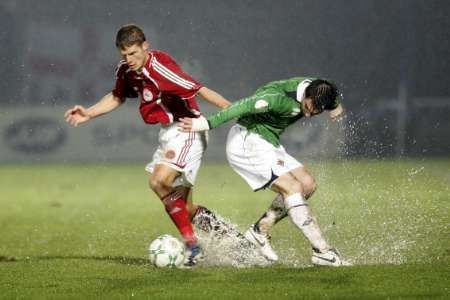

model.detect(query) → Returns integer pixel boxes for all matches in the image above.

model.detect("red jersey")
[112,50,203,124]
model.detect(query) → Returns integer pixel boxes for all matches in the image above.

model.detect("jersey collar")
[296,79,312,102]
[143,51,153,70]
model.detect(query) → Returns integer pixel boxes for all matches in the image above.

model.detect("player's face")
[302,98,323,118]
[119,42,149,71]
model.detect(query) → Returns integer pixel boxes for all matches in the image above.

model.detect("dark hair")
[304,79,339,111]
[115,24,146,50]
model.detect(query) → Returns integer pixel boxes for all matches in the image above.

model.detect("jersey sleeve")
[208,93,290,129]
[112,62,138,99]
[152,52,203,99]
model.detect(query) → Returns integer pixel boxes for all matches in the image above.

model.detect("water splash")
[196,230,271,268]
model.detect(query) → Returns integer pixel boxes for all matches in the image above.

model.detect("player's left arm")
[197,87,231,109]
[179,94,282,132]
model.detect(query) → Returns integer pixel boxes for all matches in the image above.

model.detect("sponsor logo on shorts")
[165,150,176,160]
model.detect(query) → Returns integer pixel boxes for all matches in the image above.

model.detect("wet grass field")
[0,160,449,299]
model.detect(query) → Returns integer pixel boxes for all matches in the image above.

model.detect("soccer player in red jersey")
[65,24,235,266]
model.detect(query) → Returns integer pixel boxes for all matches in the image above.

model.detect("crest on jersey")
[254,99,269,111]
[291,108,301,116]
[143,88,154,102]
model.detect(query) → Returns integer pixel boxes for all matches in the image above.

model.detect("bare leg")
[253,166,317,236]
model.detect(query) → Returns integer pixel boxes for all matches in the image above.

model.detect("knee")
[273,175,304,198]
[302,176,317,198]
[149,174,171,191]
[287,181,304,195]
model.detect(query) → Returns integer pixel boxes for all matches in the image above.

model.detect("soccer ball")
[148,234,186,268]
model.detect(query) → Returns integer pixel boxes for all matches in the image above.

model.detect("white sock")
[284,193,330,252]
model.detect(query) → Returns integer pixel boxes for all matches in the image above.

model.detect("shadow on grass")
[0,255,149,266]
[0,256,17,262]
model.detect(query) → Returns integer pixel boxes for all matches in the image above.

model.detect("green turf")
[0,160,449,299]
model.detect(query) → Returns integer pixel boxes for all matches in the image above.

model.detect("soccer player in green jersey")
[179,77,350,266]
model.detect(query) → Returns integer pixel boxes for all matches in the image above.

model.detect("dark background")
[1,0,449,158]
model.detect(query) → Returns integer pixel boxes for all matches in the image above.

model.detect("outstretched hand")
[64,105,91,127]
[178,116,210,132]
[178,117,194,132]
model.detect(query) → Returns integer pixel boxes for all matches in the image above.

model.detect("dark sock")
[161,191,197,247]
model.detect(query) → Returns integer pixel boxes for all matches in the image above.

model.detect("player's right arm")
[64,92,124,127]
[179,93,284,132]
[197,87,231,109]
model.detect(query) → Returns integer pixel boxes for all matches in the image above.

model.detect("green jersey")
[208,77,339,147]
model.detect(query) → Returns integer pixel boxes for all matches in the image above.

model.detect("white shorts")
[145,123,207,187]
[226,124,302,191]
